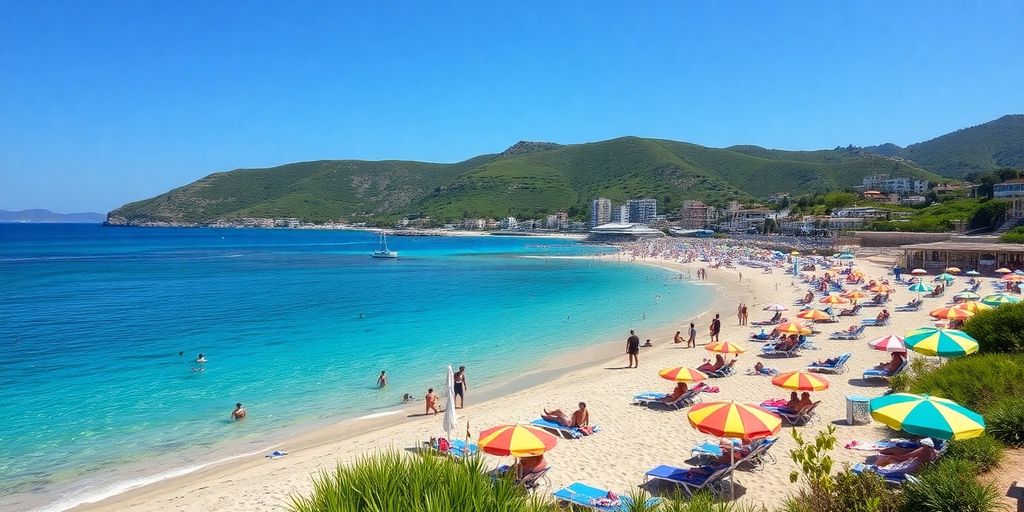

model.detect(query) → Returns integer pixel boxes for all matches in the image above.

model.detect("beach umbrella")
[868,284,896,293]
[981,293,1021,306]
[705,341,746,354]
[908,282,934,294]
[1002,274,1024,282]
[843,290,868,300]
[869,393,985,440]
[774,321,813,335]
[687,401,782,498]
[944,267,961,274]
[995,268,1012,274]
[953,291,980,301]
[790,251,800,256]
[911,268,928,275]
[1016,270,1024,275]
[869,334,907,353]
[904,327,979,357]
[772,370,830,391]
[443,366,459,440]
[954,301,991,314]
[929,307,975,321]
[966,270,980,276]
[762,304,788,312]
[796,309,831,321]
[658,367,708,382]
[838,252,855,260]
[936,273,955,283]
[819,293,849,305]
[477,424,557,457]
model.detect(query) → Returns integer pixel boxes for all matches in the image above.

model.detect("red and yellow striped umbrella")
[929,307,975,320]
[843,290,868,300]
[477,424,557,457]
[868,284,896,293]
[705,341,746,354]
[819,293,849,305]
[774,321,813,335]
[658,367,708,382]
[687,401,782,440]
[772,370,830,391]
[796,309,831,321]
[955,301,992,314]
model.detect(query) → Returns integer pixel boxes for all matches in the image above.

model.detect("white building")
[590,198,612,227]
[862,175,928,195]
[463,218,486,230]
[500,217,518,229]
[611,205,629,223]
[832,207,891,219]
[626,198,658,224]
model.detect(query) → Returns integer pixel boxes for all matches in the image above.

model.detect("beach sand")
[73,254,967,511]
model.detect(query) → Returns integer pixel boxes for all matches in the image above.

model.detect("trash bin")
[846,395,871,425]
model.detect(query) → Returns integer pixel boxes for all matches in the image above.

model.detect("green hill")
[108,137,942,225]
[865,115,1024,178]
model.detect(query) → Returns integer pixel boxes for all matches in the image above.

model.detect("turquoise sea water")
[0,225,708,510]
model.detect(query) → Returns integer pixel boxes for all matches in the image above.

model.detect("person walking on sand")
[425,388,438,415]
[231,402,246,420]
[741,303,748,326]
[710,314,721,342]
[453,366,467,408]
[737,303,743,325]
[687,322,697,348]
[626,330,640,368]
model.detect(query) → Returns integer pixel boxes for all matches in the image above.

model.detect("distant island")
[1,209,106,224]
[106,114,1024,228]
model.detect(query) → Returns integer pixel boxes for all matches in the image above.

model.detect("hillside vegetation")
[109,137,939,225]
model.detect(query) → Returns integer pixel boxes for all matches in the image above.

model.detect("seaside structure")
[611,205,629,223]
[994,178,1024,220]
[678,200,718,229]
[626,198,658,224]
[860,174,929,195]
[725,208,772,232]
[590,198,612,227]
[900,240,1024,273]
[463,218,486,230]
[585,222,664,242]
[500,217,518,229]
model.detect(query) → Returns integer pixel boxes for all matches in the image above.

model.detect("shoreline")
[57,255,729,512]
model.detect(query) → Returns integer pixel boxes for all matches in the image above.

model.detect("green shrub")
[656,491,765,512]
[779,470,903,512]
[1001,226,1024,243]
[901,459,1002,512]
[962,303,1024,353]
[908,353,1024,412]
[987,397,1024,447]
[945,435,1005,471]
[288,451,551,512]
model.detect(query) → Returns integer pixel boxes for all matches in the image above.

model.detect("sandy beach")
[73,249,969,512]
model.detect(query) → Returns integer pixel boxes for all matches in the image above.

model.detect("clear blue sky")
[2,1,1022,213]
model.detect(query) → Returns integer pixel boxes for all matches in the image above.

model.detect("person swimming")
[195,353,207,363]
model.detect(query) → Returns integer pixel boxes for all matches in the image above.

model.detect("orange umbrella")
[1002,274,1024,282]
[995,268,1012,274]
[819,294,849,305]
[945,267,962,274]
[658,367,708,382]
[844,290,868,300]
[772,371,830,391]
[477,424,557,457]
[929,307,975,320]
[775,321,813,335]
[796,309,831,321]
[868,284,896,293]
[955,302,992,314]
[705,341,746,354]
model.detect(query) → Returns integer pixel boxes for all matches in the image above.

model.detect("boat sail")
[371,232,398,259]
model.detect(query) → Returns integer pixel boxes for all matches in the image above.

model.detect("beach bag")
[437,437,451,452]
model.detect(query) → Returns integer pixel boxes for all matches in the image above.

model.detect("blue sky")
[1,1,1022,213]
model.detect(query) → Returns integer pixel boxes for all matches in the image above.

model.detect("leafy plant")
[901,459,1002,512]
[908,353,1024,412]
[944,435,1005,471]
[987,397,1024,447]
[788,425,836,491]
[962,303,1024,353]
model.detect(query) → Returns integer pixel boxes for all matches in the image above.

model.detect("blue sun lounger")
[643,464,731,496]
[862,359,908,380]
[807,353,851,374]
[632,388,701,409]
[552,482,661,511]
[530,418,600,439]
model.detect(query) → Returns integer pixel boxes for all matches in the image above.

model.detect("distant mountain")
[108,137,939,225]
[864,115,1024,178]
[0,209,105,223]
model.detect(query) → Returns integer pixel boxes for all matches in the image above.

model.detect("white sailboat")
[371,232,398,259]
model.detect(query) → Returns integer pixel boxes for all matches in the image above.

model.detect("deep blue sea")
[0,224,708,510]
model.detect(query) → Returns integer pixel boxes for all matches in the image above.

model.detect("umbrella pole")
[730,443,736,499]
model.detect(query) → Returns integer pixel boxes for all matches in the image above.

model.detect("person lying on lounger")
[773,335,799,351]
[814,356,840,366]
[873,352,905,373]
[542,402,590,428]
[659,382,689,403]
[511,454,547,480]
[871,441,939,475]
[697,354,726,373]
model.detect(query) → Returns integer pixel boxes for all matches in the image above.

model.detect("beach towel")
[761,398,788,408]
[266,450,288,459]
[702,386,720,393]
[589,491,621,507]
[845,439,919,451]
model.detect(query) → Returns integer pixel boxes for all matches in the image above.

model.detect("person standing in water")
[231,403,246,420]
[453,366,467,408]
[377,370,388,388]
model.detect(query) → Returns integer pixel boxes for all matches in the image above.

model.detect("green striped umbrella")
[981,293,1021,307]
[936,273,955,283]
[869,393,985,440]
[908,282,934,294]
[904,327,979,357]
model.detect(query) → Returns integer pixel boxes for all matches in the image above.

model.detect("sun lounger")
[763,402,820,426]
[632,388,702,409]
[894,300,922,312]
[829,325,865,340]
[691,437,777,470]
[838,304,862,316]
[421,438,479,459]
[807,353,851,374]
[705,363,736,378]
[751,316,786,326]
[530,418,589,439]
[493,465,551,491]
[862,359,908,380]
[852,461,930,485]
[644,464,731,496]
[761,339,809,357]
[861,317,889,327]
[845,437,948,453]
[552,482,661,511]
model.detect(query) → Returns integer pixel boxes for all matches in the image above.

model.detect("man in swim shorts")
[231,402,246,420]
[626,330,640,368]
[453,366,467,408]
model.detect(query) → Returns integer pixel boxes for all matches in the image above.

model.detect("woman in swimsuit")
[542,402,589,427]
[425,388,438,415]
